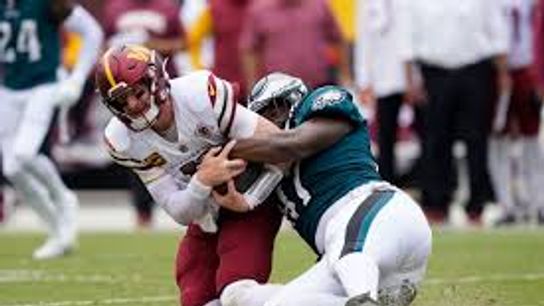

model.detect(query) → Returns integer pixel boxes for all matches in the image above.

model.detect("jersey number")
[0,20,42,63]
[277,163,311,223]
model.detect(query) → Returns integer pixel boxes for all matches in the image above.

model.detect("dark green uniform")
[0,0,61,89]
[277,86,381,252]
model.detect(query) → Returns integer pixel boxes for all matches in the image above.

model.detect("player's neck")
[151,99,177,142]
[160,121,178,142]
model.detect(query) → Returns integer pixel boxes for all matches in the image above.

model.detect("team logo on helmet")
[95,45,170,132]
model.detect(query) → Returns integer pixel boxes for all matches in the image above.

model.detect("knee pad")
[220,279,259,306]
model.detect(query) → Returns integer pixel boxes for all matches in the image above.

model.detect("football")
[214,162,264,195]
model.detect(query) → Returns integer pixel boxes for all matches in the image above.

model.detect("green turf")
[1,229,543,306]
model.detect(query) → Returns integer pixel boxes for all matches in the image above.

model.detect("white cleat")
[345,293,379,306]
[448,204,469,229]
[481,202,505,228]
[32,237,73,260]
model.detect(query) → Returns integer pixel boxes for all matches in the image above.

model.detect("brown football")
[214,162,263,195]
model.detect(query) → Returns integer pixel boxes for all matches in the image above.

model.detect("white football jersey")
[103,70,259,229]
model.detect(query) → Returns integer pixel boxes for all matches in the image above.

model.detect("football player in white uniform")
[95,45,284,306]
[0,0,104,259]
[213,73,432,306]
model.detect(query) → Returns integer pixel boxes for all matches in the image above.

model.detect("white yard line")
[0,270,118,284]
[3,271,544,306]
[3,296,176,306]
[426,272,544,285]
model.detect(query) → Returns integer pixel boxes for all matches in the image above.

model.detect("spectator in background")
[488,0,544,225]
[187,0,251,100]
[101,0,186,228]
[354,0,425,185]
[407,0,509,224]
[240,0,351,89]
[103,0,185,76]
[328,0,356,79]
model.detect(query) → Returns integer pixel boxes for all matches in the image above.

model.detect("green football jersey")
[277,86,381,253]
[0,0,61,89]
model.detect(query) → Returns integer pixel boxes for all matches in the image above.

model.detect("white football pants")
[0,84,71,233]
[222,183,432,306]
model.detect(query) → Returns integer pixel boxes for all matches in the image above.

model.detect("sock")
[221,279,282,306]
[488,137,515,213]
[334,252,379,300]
[203,299,221,306]
[25,154,71,204]
[8,170,57,234]
[520,137,544,216]
[265,293,348,306]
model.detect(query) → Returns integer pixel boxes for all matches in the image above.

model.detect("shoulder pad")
[104,118,132,154]
[170,70,211,113]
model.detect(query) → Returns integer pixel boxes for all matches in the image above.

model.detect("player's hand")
[196,140,247,187]
[212,180,250,212]
[55,75,85,107]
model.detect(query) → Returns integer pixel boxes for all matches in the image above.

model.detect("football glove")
[55,75,85,107]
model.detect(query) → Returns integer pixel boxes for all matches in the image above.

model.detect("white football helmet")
[248,72,308,114]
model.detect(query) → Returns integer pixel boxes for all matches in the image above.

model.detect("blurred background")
[1,0,544,232]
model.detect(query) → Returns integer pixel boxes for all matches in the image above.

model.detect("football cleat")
[32,237,73,260]
[378,281,418,306]
[345,292,379,306]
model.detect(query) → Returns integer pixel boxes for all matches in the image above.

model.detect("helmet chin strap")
[127,102,160,132]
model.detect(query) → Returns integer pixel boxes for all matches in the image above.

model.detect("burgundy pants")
[175,203,282,306]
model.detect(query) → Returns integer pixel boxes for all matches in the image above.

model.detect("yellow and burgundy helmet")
[95,44,170,131]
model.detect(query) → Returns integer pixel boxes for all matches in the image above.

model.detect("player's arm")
[112,146,244,225]
[60,3,104,83]
[51,0,104,107]
[204,73,285,210]
[230,117,353,164]
[105,126,245,225]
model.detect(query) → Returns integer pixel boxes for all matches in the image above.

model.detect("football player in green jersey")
[213,73,433,306]
[0,0,103,259]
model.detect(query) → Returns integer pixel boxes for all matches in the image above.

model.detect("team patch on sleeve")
[311,89,346,111]
[300,86,364,126]
[208,74,237,136]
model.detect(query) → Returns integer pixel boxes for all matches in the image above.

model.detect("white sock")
[488,137,515,213]
[520,137,544,215]
[221,279,282,306]
[265,293,348,306]
[8,170,58,234]
[334,252,379,300]
[203,299,221,306]
[25,154,71,204]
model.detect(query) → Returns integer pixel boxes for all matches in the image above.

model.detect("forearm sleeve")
[145,174,212,226]
[63,5,104,81]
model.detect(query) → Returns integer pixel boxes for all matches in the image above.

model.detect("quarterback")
[214,73,433,306]
[0,0,103,259]
[95,45,284,306]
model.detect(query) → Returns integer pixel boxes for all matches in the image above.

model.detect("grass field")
[1,229,544,306]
